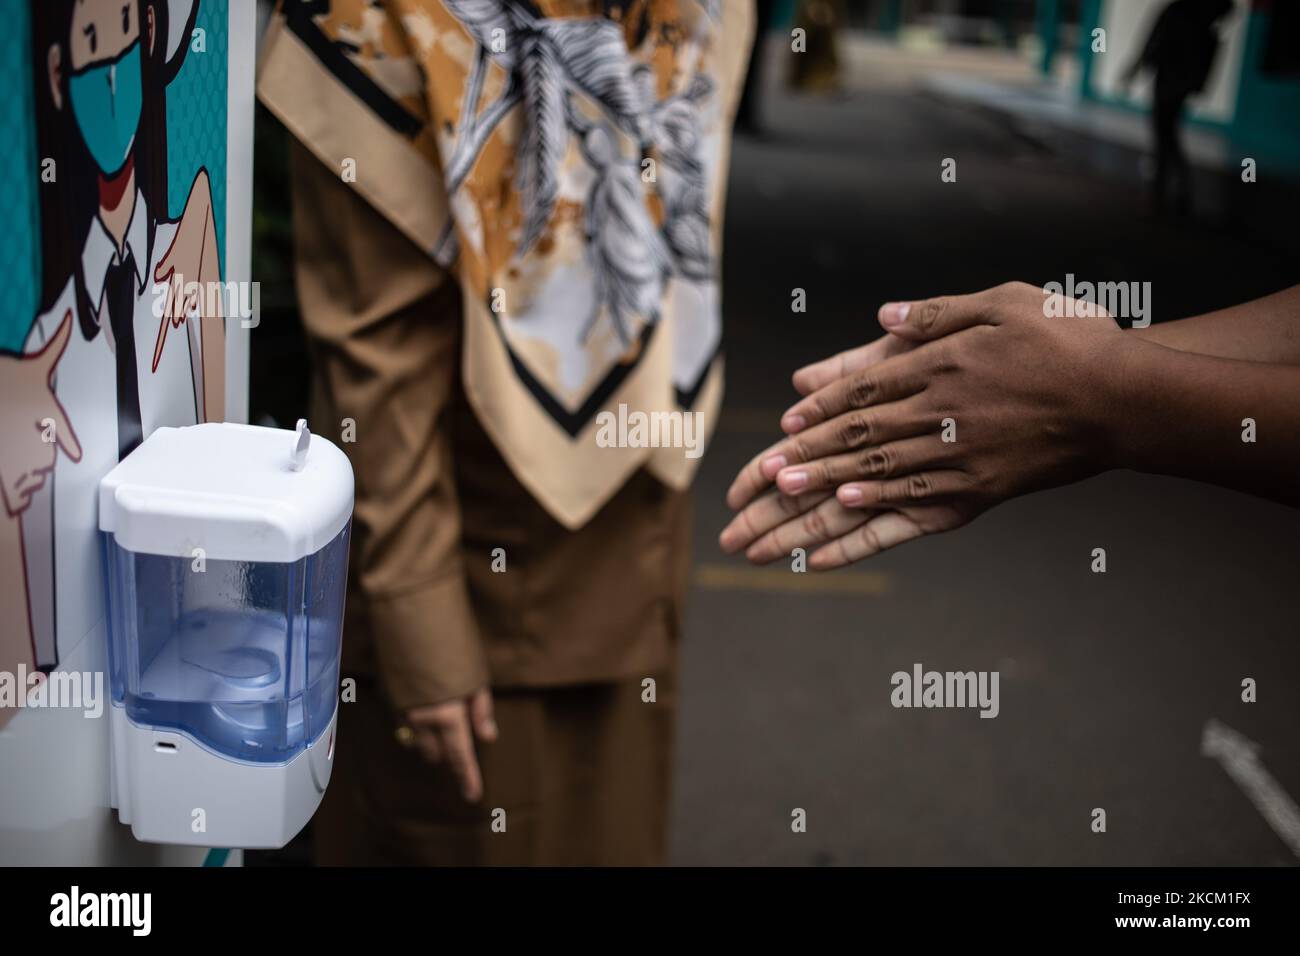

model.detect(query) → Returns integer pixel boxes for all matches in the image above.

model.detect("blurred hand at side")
[403,686,498,802]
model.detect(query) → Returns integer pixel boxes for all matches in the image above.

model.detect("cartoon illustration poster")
[1,0,251,737]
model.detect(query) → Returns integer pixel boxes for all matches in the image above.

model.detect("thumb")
[48,393,82,464]
[154,232,179,283]
[469,686,498,742]
[31,312,82,462]
[877,293,992,342]
[34,309,74,373]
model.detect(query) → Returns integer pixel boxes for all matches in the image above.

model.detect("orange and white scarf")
[259,0,753,527]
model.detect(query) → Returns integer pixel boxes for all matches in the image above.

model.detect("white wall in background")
[1092,0,1247,124]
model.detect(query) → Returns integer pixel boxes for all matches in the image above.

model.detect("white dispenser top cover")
[99,422,354,563]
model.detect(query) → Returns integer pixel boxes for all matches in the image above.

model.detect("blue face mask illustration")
[68,40,144,177]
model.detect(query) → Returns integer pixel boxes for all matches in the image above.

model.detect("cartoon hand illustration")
[152,168,223,375]
[0,311,83,517]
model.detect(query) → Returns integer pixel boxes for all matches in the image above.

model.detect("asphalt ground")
[669,45,1300,865]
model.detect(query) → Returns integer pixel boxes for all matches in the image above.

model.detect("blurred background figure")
[256,0,754,867]
[789,0,845,92]
[1123,0,1236,216]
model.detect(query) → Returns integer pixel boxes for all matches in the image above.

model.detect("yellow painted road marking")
[693,563,892,595]
[717,408,788,434]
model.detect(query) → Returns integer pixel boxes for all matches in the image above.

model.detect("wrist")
[1089,332,1149,472]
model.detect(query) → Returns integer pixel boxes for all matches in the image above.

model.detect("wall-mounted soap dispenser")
[98,421,354,848]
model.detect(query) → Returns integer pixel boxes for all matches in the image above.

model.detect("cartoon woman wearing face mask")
[0,0,224,717]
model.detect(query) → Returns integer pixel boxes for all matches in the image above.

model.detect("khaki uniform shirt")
[259,0,750,710]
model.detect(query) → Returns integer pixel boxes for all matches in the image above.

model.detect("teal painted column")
[878,0,903,35]
[1076,0,1104,101]
[1035,0,1061,76]
[774,0,797,30]
[1227,6,1300,175]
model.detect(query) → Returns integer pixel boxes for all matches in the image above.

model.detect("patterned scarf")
[260,0,753,527]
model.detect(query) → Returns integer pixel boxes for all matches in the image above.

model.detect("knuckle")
[838,411,872,447]
[736,507,760,541]
[808,393,832,424]
[431,711,462,732]
[803,507,831,540]
[966,467,993,496]
[858,444,893,478]
[786,436,812,464]
[915,297,946,335]
[986,282,1016,308]
[877,478,911,503]
[776,494,802,519]
[846,373,876,408]
[906,473,933,500]
[929,338,959,374]
[858,523,884,555]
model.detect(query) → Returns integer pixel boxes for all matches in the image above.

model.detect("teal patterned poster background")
[166,0,229,275]
[0,0,39,353]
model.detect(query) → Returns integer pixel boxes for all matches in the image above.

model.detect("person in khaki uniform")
[257,0,752,864]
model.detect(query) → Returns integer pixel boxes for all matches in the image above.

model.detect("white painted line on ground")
[1201,719,1300,859]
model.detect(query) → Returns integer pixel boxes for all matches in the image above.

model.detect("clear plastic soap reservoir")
[99,421,354,848]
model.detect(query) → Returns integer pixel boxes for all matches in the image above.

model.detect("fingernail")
[781,413,806,433]
[880,302,911,327]
[780,469,808,492]
[760,454,787,479]
[484,720,498,738]
[840,486,863,504]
